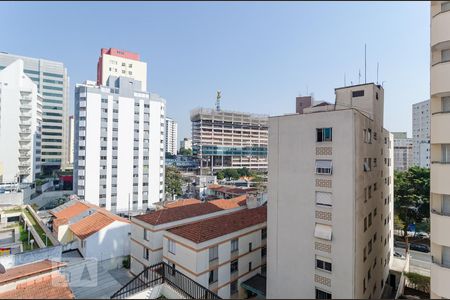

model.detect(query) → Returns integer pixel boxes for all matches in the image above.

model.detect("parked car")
[415,232,430,239]
[409,243,430,253]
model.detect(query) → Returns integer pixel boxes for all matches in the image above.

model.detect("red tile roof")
[51,201,90,219]
[0,260,66,285]
[69,211,119,240]
[167,206,267,243]
[164,198,202,208]
[0,274,74,299]
[134,202,225,226]
[208,185,257,195]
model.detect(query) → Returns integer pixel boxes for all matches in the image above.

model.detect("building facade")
[412,99,430,168]
[430,2,450,299]
[97,48,147,92]
[0,52,69,173]
[393,132,413,171]
[191,108,268,173]
[0,60,42,183]
[267,83,394,299]
[68,115,74,167]
[73,77,165,213]
[165,117,178,155]
[180,137,192,151]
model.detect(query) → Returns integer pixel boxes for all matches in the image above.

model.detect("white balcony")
[431,209,450,246]
[431,61,450,97]
[431,163,450,195]
[431,260,450,299]
[431,11,450,48]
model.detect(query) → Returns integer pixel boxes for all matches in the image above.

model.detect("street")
[394,247,431,277]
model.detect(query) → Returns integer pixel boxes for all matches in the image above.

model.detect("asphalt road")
[394,247,431,276]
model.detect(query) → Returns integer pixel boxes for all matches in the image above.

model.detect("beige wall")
[101,53,147,91]
[430,2,450,299]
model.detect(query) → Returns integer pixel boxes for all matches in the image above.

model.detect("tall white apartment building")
[97,48,147,92]
[191,108,268,173]
[267,83,394,299]
[0,52,69,173]
[430,2,450,299]
[412,99,430,168]
[74,76,165,213]
[0,60,42,183]
[165,117,178,155]
[68,115,74,166]
[393,132,413,171]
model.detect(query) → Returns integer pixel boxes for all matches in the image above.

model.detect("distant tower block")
[296,96,312,114]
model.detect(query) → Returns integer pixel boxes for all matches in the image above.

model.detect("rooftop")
[0,259,66,285]
[0,273,74,299]
[167,206,266,243]
[208,184,257,195]
[50,200,90,220]
[70,211,116,240]
[164,198,202,208]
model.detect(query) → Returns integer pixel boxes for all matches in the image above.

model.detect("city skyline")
[0,1,429,141]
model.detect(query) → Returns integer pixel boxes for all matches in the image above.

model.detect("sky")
[0,1,429,143]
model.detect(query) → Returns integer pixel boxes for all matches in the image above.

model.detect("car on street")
[410,243,430,253]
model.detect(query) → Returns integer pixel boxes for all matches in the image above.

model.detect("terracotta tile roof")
[0,273,74,299]
[164,198,202,208]
[69,211,116,240]
[51,201,90,219]
[167,206,267,243]
[134,202,225,226]
[0,260,66,285]
[209,195,247,209]
[208,185,256,195]
[84,203,131,224]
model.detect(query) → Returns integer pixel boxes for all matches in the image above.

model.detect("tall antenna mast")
[358,69,361,84]
[216,91,222,111]
[376,62,379,84]
[364,43,367,84]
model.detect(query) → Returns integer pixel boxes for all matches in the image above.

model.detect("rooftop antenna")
[358,69,361,84]
[364,43,367,84]
[215,90,222,111]
[376,62,379,84]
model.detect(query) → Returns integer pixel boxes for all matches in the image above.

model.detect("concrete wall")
[0,245,62,268]
[25,190,73,209]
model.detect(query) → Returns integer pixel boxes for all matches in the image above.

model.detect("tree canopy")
[178,148,192,156]
[165,166,183,200]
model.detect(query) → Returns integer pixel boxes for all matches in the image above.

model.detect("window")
[315,288,332,299]
[261,246,267,258]
[168,240,176,254]
[143,248,149,260]
[442,97,450,112]
[230,260,238,273]
[316,192,332,207]
[364,247,367,262]
[373,232,377,242]
[442,1,450,13]
[374,207,377,217]
[316,128,332,142]
[248,262,252,272]
[208,269,218,284]
[364,217,367,232]
[316,256,332,272]
[314,223,332,241]
[368,213,372,227]
[368,240,373,254]
[231,238,239,252]
[442,144,450,162]
[352,90,364,97]
[316,160,332,175]
[261,228,267,240]
[230,280,238,294]
[209,246,218,261]
[368,186,372,199]
[249,242,253,252]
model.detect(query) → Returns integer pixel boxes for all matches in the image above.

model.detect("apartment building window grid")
[209,246,219,262]
[231,238,239,253]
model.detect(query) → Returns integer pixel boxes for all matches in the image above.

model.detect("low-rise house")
[0,259,74,299]
[50,199,131,263]
[163,206,267,299]
[207,184,257,199]
[129,195,248,276]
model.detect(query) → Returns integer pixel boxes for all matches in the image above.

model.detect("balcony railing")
[110,262,220,299]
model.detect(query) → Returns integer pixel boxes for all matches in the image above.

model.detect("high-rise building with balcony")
[412,99,430,168]
[165,117,178,155]
[0,52,69,174]
[0,60,42,183]
[267,83,394,298]
[430,2,450,299]
[190,108,268,173]
[74,76,165,213]
[97,48,147,92]
[393,132,413,171]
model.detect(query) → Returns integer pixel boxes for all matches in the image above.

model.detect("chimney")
[296,96,313,114]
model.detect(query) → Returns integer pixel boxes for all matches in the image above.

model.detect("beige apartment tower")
[430,2,450,299]
[267,83,394,299]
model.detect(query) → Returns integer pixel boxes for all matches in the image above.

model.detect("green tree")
[216,170,225,180]
[165,166,183,200]
[224,169,240,180]
[179,148,192,156]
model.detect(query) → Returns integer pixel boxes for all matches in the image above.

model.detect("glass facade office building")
[0,52,69,173]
